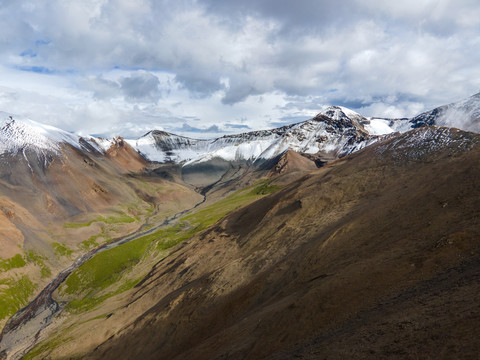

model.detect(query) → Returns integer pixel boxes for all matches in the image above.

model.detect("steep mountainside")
[14,126,479,359]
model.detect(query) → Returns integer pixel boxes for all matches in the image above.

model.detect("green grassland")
[57,179,281,313]
[78,227,111,251]
[23,179,281,359]
[0,251,53,324]
[26,250,52,279]
[0,276,36,320]
[0,254,26,271]
[22,335,73,360]
[52,242,73,257]
[182,179,281,229]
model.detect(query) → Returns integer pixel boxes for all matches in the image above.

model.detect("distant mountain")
[124,106,414,166]
[127,93,480,166]
[410,92,480,132]
[321,105,411,135]
[3,92,480,169]
[127,109,379,166]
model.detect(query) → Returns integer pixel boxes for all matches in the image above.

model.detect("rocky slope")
[12,126,479,359]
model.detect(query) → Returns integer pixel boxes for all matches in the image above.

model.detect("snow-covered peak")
[127,128,291,164]
[126,130,213,163]
[0,117,77,155]
[362,117,412,135]
[128,110,377,166]
[321,106,365,123]
[0,116,103,156]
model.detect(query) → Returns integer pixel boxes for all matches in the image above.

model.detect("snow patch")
[364,119,395,135]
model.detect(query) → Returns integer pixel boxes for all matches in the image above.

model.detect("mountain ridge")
[2,92,480,167]
[410,92,480,132]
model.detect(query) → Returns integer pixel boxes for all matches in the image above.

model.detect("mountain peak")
[320,105,364,121]
[0,116,71,155]
[0,116,103,157]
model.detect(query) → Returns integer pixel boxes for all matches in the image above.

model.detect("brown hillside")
[104,137,147,173]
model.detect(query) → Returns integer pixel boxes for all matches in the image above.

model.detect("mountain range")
[2,92,480,168]
[0,93,479,359]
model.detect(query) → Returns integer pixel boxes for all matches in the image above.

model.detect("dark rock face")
[410,106,446,128]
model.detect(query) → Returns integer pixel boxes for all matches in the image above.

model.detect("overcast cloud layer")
[0,0,479,138]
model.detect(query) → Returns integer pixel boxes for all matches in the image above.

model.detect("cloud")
[120,71,161,102]
[225,124,251,129]
[85,71,161,102]
[180,123,220,133]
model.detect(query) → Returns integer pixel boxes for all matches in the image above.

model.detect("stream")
[0,193,207,360]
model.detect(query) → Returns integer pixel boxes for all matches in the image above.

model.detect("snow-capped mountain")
[3,92,480,167]
[126,128,286,164]
[127,106,407,166]
[127,93,480,166]
[0,116,103,157]
[410,92,480,132]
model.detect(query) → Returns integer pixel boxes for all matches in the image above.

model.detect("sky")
[0,0,479,139]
